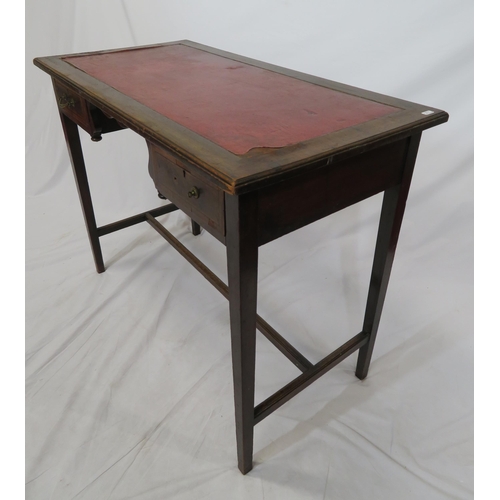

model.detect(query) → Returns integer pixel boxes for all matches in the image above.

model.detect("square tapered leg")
[59,112,105,274]
[225,192,259,474]
[356,133,422,379]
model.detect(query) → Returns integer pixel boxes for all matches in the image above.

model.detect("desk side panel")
[256,139,408,246]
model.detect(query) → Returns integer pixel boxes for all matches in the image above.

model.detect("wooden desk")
[34,41,448,474]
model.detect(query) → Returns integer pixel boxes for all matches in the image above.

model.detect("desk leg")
[226,192,259,474]
[59,112,105,274]
[356,133,421,380]
[191,220,201,236]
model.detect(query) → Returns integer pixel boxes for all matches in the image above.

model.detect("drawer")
[147,142,225,239]
[53,80,93,133]
[52,78,125,140]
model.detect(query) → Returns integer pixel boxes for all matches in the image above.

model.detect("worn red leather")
[65,45,399,155]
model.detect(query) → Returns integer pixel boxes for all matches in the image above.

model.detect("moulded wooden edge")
[33,41,449,195]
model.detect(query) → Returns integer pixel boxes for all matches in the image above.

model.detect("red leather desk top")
[65,44,399,155]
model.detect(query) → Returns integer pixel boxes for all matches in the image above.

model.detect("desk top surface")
[63,44,399,156]
[34,41,448,193]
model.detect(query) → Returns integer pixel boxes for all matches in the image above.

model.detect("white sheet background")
[26,1,473,499]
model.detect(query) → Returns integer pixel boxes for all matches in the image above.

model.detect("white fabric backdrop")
[26,1,473,499]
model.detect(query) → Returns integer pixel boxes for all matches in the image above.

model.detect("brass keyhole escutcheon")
[58,93,76,109]
[188,187,200,199]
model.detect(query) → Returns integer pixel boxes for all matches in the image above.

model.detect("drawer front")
[53,80,93,133]
[148,143,225,239]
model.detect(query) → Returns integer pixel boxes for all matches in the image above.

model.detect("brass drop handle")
[188,187,200,199]
[58,93,76,109]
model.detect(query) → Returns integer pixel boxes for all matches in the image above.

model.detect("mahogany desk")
[34,41,448,474]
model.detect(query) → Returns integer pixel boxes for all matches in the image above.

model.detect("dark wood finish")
[147,141,225,242]
[53,79,93,133]
[34,42,448,475]
[254,332,369,424]
[97,203,179,237]
[53,78,124,142]
[356,133,422,379]
[59,112,105,273]
[146,213,228,296]
[87,104,126,141]
[191,220,201,236]
[254,316,313,372]
[225,192,259,474]
[257,139,407,245]
[146,213,313,373]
